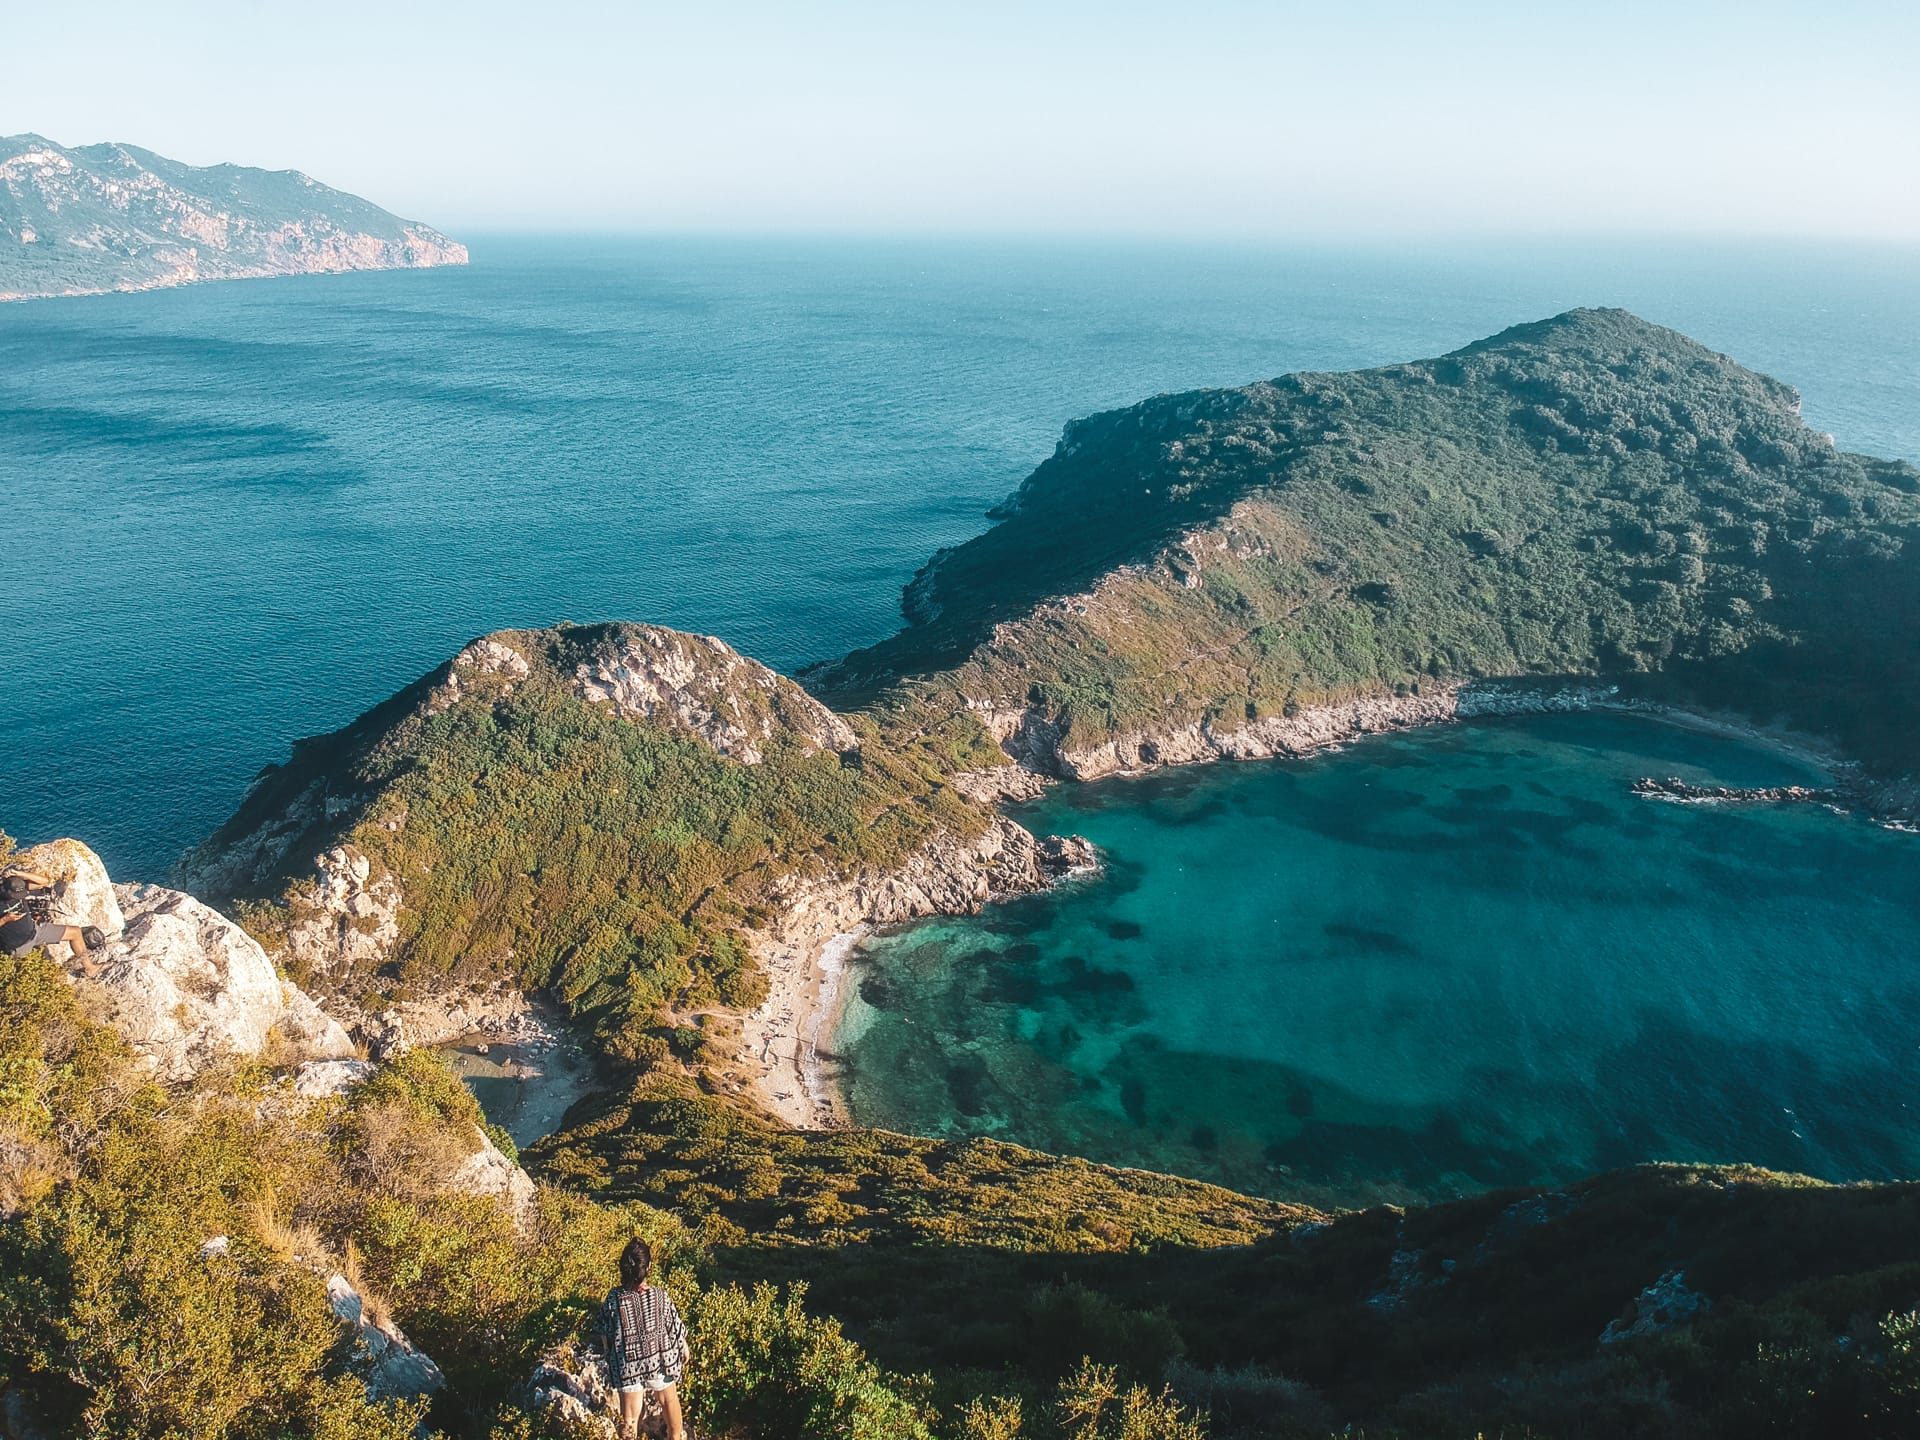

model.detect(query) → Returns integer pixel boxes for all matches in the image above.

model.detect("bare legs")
[616,1387,683,1440]
[617,1387,643,1438]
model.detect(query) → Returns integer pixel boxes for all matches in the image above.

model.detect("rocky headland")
[11,308,1920,1438]
[170,312,1920,1147]
[0,133,466,301]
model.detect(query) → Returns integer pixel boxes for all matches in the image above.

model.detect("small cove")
[438,1027,601,1150]
[834,714,1920,1209]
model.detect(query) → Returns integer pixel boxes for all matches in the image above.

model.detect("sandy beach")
[738,925,864,1129]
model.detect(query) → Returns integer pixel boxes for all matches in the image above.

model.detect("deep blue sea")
[5,236,1919,1195]
[5,236,1918,878]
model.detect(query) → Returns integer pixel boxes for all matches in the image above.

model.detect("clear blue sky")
[6,0,1916,237]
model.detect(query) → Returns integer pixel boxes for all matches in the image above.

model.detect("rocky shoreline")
[972,678,1916,824]
[731,682,1920,1133]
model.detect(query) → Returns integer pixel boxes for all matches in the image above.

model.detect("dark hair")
[619,1237,653,1289]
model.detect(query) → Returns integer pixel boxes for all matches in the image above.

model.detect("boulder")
[326,1274,445,1400]
[14,837,123,938]
[1600,1268,1711,1344]
[454,1127,537,1218]
[87,880,354,1081]
[289,1058,379,1099]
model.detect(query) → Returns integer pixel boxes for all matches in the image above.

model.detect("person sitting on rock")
[594,1237,691,1440]
[0,867,103,975]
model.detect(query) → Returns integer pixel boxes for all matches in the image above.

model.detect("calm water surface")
[4,236,1918,875]
[838,715,1920,1207]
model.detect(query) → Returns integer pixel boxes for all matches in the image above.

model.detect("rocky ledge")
[978,681,1627,780]
[1630,777,1843,807]
[11,839,353,1081]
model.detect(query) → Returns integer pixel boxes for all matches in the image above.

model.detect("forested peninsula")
[6,310,1920,1439]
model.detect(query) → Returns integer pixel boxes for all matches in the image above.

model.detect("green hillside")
[822,310,1920,779]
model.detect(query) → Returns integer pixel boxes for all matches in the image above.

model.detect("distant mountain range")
[0,133,467,301]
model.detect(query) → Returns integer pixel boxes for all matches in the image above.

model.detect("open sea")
[4,235,1918,1190]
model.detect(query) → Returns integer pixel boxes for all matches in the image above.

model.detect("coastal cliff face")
[9,839,353,1081]
[821,309,1920,810]
[0,133,466,301]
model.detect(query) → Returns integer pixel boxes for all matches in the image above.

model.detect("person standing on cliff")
[594,1237,692,1440]
[0,867,102,975]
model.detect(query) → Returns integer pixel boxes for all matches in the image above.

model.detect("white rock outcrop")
[326,1273,446,1399]
[279,845,403,979]
[573,626,858,763]
[454,1127,537,1218]
[86,877,354,1081]
[982,682,1632,780]
[288,1058,379,1099]
[14,837,124,939]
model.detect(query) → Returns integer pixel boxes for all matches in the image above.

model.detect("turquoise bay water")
[4,237,1919,877]
[837,716,1920,1207]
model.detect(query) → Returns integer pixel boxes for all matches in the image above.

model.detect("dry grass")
[343,1096,473,1202]
[340,1238,395,1333]
[246,1186,327,1268]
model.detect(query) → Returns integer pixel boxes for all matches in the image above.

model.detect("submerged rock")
[1630,776,1840,807]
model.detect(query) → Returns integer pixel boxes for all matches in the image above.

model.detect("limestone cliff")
[17,840,353,1081]
[0,132,466,301]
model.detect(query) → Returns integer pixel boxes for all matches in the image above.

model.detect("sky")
[5,0,1917,237]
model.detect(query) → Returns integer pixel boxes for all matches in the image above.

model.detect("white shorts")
[619,1374,678,1395]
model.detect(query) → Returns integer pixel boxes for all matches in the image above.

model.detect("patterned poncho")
[595,1284,688,1388]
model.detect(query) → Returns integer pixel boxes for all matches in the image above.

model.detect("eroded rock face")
[279,846,402,979]
[434,636,534,713]
[983,683,1628,779]
[526,1338,622,1437]
[88,880,353,1082]
[573,626,858,763]
[754,815,1096,997]
[344,984,549,1062]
